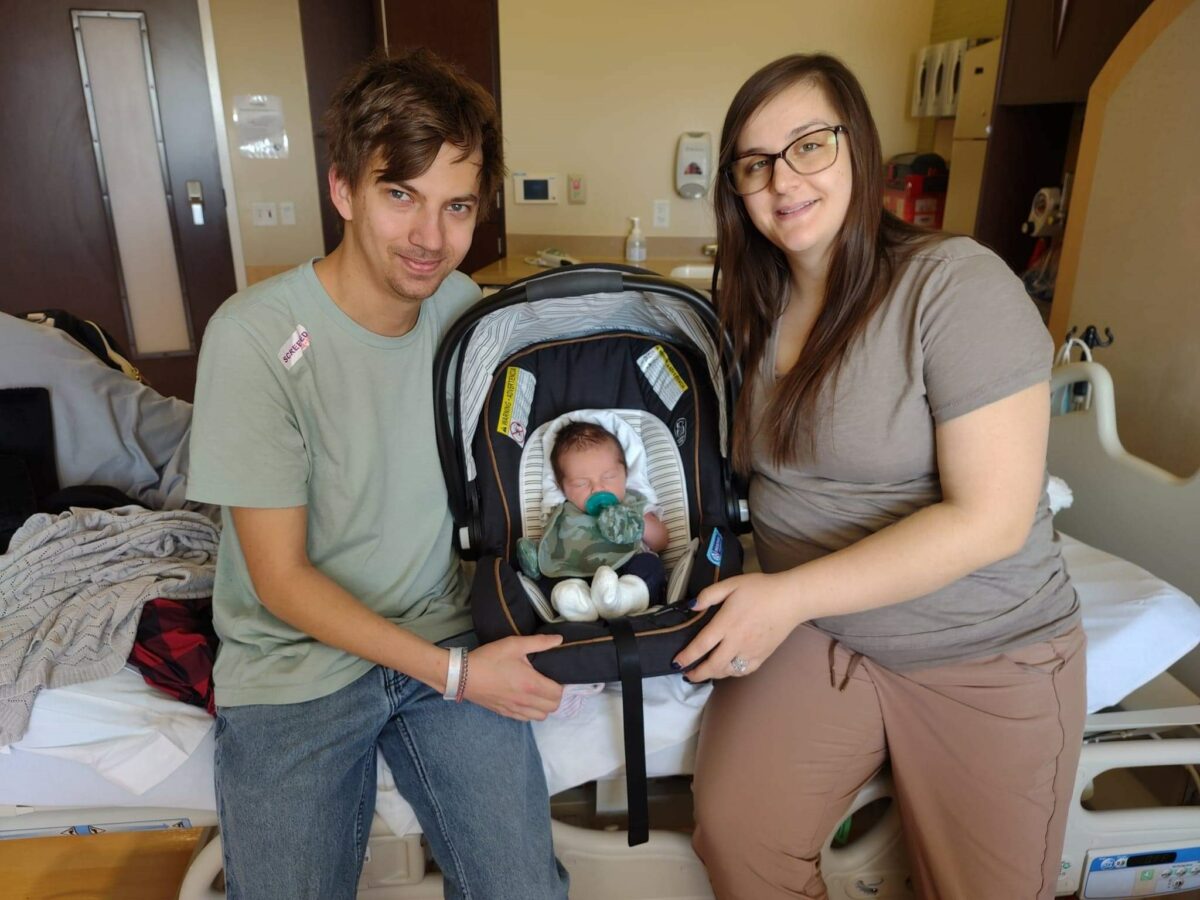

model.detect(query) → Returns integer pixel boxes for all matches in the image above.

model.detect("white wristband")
[443,646,465,701]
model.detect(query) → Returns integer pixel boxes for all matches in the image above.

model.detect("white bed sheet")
[1,667,212,794]
[1059,532,1200,711]
[0,726,217,814]
[0,672,710,839]
[3,532,1196,838]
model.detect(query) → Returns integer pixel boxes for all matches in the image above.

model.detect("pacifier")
[584,491,620,516]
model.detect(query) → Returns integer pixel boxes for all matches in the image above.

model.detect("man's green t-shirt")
[187,260,479,706]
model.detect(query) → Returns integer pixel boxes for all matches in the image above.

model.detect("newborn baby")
[518,420,668,621]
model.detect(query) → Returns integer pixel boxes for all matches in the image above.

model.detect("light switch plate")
[653,198,670,229]
[252,202,277,226]
[279,202,295,226]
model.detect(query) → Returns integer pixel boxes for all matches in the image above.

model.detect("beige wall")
[499,0,935,241]
[1062,0,1200,478]
[927,0,1006,42]
[208,0,324,276]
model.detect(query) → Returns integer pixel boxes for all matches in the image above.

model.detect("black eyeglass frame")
[724,124,848,196]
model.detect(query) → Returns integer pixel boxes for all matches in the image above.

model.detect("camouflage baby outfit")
[524,490,651,579]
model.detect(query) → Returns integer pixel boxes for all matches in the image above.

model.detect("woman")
[672,54,1084,900]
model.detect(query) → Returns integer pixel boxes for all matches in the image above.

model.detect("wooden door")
[298,0,377,256]
[1048,0,1200,475]
[0,0,237,401]
[378,0,506,277]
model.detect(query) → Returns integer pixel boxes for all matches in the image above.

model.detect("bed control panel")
[1082,846,1200,897]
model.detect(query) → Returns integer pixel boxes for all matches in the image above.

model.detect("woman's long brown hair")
[715,54,934,473]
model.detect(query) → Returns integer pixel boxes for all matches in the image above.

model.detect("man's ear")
[328,165,355,222]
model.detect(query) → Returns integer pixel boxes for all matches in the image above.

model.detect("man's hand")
[464,634,566,721]
[232,505,568,720]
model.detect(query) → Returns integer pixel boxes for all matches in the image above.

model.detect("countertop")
[470,255,714,289]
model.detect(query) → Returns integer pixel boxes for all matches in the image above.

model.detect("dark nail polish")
[670,660,681,671]
[686,598,698,609]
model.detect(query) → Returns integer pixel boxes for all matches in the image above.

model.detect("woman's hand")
[463,634,566,721]
[672,571,805,681]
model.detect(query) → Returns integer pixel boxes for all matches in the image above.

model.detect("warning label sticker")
[495,366,536,446]
[637,345,689,410]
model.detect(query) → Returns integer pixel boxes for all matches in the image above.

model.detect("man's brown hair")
[550,422,626,486]
[323,48,504,217]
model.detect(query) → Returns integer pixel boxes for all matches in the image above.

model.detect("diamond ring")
[730,655,750,675]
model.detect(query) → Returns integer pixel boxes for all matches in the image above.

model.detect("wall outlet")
[279,202,295,226]
[653,198,670,229]
[252,202,277,226]
[567,173,586,204]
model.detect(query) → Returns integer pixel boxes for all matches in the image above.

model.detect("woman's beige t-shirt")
[749,236,1078,670]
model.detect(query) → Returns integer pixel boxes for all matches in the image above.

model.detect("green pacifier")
[584,491,620,516]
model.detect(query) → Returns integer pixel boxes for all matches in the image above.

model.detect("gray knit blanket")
[0,506,219,745]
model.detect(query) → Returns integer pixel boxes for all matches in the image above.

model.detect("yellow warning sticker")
[637,344,688,410]
[495,366,536,445]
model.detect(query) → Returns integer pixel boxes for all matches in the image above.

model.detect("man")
[188,49,569,899]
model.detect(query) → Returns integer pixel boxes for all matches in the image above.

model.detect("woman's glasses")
[725,125,847,196]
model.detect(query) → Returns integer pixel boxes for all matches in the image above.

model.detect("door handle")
[186,180,204,225]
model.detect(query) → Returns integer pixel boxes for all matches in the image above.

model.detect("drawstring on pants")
[828,638,863,692]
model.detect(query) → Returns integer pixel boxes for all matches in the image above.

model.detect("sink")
[668,264,715,281]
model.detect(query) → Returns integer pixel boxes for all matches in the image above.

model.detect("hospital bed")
[3,359,1199,899]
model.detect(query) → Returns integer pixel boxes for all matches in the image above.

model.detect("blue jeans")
[214,649,569,899]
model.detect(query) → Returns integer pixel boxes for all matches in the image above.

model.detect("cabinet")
[952,40,1000,140]
[942,41,1000,235]
[997,0,1153,104]
[943,134,989,236]
[958,0,1152,281]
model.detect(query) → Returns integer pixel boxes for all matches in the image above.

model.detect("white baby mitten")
[551,578,598,621]
[591,565,650,619]
[616,574,650,614]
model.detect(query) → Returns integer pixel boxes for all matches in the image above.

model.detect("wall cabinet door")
[997,0,1152,105]
[953,41,1001,140]
[943,139,988,235]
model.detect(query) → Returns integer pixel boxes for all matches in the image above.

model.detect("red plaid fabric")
[128,597,218,715]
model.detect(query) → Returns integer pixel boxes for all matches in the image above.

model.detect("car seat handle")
[525,269,625,301]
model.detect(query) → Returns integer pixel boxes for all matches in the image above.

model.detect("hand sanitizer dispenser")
[675,132,711,200]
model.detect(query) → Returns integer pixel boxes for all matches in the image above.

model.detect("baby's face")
[559,443,627,510]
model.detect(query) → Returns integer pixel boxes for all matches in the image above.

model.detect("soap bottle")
[624,216,647,263]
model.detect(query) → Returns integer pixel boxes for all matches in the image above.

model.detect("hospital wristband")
[455,649,470,704]
[443,646,465,701]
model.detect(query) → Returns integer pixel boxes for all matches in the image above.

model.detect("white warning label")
[637,344,688,410]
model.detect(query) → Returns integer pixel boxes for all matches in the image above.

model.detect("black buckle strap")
[608,616,648,846]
